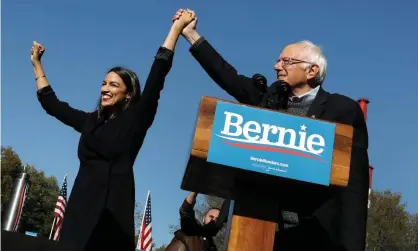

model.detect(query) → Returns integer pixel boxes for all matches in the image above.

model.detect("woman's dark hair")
[96,66,141,118]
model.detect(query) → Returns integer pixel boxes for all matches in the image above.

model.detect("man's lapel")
[306,87,329,119]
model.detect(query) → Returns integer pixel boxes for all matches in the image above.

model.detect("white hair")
[294,40,327,85]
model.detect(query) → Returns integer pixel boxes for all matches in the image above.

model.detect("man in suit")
[173,9,370,251]
[166,192,221,251]
[180,192,220,242]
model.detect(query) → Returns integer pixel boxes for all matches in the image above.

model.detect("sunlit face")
[101,72,131,107]
[203,209,220,225]
[273,44,316,87]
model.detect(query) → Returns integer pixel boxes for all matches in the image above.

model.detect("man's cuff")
[155,47,174,60]
[189,37,206,52]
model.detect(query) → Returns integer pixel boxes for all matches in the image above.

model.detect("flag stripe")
[136,191,152,250]
[52,176,68,241]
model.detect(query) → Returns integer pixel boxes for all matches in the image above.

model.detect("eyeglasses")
[277,57,317,67]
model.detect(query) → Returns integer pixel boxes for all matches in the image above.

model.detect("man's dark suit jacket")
[188,37,370,251]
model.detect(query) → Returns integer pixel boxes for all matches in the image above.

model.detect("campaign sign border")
[207,101,336,186]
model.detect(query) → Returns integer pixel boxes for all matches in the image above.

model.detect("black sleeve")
[132,46,173,135]
[37,85,89,133]
[179,199,203,236]
[189,37,261,105]
[336,102,370,251]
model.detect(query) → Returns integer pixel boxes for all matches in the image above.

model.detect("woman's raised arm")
[32,41,89,133]
[132,10,196,133]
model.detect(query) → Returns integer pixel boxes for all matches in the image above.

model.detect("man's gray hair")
[295,40,327,85]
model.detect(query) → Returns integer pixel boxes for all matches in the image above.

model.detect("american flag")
[51,175,67,241]
[136,191,152,251]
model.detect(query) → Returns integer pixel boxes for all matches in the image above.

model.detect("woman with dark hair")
[31,11,195,251]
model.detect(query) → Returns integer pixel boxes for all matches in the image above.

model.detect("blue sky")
[2,0,418,247]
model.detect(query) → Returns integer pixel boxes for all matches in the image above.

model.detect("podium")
[181,97,354,250]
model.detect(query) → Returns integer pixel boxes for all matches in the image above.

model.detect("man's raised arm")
[173,9,261,106]
[179,192,202,235]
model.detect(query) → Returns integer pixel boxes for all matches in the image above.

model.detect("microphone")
[275,80,291,110]
[252,74,268,107]
[252,73,268,93]
[252,73,267,86]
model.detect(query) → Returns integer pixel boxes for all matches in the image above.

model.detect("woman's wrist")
[162,25,182,51]
[32,60,42,68]
[169,24,183,37]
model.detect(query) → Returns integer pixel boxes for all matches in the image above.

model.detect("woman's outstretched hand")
[31,41,49,89]
[31,41,45,64]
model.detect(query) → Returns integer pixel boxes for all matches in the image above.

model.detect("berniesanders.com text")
[250,156,288,168]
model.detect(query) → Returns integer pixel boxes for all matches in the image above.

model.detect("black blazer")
[37,47,174,251]
[188,38,370,251]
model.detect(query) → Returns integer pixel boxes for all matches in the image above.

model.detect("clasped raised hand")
[172,9,197,35]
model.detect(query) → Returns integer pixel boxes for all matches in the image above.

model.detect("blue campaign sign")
[207,101,336,186]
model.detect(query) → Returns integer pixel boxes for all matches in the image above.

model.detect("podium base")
[227,215,276,251]
[224,196,279,251]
